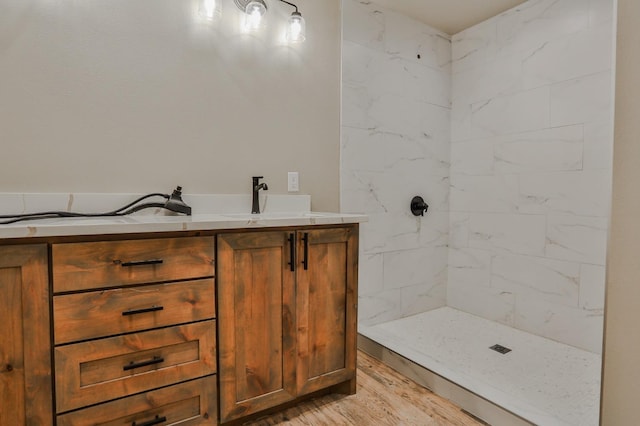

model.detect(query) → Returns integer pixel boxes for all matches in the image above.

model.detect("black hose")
[0,193,171,225]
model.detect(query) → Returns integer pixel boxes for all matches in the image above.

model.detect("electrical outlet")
[288,172,299,192]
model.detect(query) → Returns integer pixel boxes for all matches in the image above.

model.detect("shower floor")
[359,307,601,426]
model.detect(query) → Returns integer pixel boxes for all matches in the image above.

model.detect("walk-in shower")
[341,0,614,424]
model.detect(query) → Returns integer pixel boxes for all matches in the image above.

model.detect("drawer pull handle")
[122,305,164,316]
[132,415,167,426]
[120,259,164,267]
[123,356,164,371]
[302,232,309,270]
[288,233,296,272]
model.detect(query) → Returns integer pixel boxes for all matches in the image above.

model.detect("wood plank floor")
[243,351,485,425]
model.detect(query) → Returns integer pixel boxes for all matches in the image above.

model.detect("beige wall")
[601,0,640,423]
[0,0,341,211]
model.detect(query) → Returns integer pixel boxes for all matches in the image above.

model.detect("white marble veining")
[470,86,550,138]
[467,213,547,256]
[343,0,612,422]
[360,307,601,426]
[493,125,584,173]
[382,247,448,290]
[342,0,451,326]
[450,174,519,213]
[518,170,611,217]
[0,192,366,239]
[550,70,613,127]
[447,247,492,288]
[451,22,498,74]
[579,264,606,310]
[522,22,613,90]
[491,253,581,308]
[496,0,591,57]
[545,214,609,265]
[449,0,614,352]
[515,296,604,354]
[447,279,516,326]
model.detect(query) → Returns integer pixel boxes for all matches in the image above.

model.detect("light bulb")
[287,11,305,43]
[200,0,221,20]
[245,1,266,31]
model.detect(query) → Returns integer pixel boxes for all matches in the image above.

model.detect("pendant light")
[234,0,305,42]
[200,0,222,20]
[286,9,305,42]
[244,0,267,31]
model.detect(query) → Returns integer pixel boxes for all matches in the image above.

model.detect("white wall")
[0,0,341,211]
[341,0,452,325]
[601,0,640,422]
[449,0,615,353]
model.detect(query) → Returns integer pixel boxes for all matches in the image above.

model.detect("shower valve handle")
[410,196,429,216]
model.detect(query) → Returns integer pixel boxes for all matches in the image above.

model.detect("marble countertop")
[0,211,367,240]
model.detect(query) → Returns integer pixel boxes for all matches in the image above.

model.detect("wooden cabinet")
[56,376,217,426]
[52,236,215,292]
[54,321,217,412]
[217,231,297,423]
[0,244,53,426]
[51,236,217,424]
[53,278,216,344]
[217,225,358,423]
[295,227,358,396]
[1,221,359,425]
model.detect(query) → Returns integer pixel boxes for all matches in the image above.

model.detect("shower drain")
[489,344,512,354]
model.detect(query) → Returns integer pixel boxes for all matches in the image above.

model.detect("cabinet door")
[296,226,358,396]
[0,245,53,426]
[217,232,296,423]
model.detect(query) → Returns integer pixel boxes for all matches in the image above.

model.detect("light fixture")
[243,0,267,31]
[285,7,305,42]
[234,0,305,42]
[200,0,222,21]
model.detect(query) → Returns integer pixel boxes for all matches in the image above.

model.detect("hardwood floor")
[243,351,485,426]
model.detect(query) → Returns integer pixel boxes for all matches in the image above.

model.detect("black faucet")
[252,176,268,214]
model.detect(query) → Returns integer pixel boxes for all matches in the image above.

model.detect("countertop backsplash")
[0,192,311,217]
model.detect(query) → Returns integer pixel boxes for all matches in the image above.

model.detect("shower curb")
[358,334,534,426]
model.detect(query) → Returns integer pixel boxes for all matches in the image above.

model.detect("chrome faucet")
[252,176,268,214]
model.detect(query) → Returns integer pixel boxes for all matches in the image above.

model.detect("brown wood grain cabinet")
[51,236,217,425]
[1,223,358,425]
[56,376,217,426]
[217,225,358,423]
[295,227,358,396]
[0,244,53,426]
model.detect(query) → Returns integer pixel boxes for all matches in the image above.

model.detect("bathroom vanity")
[0,210,364,425]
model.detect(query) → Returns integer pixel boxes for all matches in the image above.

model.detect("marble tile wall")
[449,0,614,353]
[342,0,613,353]
[341,0,452,325]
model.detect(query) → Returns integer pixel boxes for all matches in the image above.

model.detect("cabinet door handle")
[288,233,296,272]
[302,232,309,270]
[119,259,164,267]
[123,356,164,371]
[122,305,164,316]
[132,415,167,426]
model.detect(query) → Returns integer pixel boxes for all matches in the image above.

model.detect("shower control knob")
[410,196,429,216]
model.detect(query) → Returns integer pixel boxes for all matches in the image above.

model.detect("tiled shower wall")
[341,0,452,325]
[342,0,614,353]
[449,0,614,353]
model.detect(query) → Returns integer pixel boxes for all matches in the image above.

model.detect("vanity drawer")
[55,321,217,413]
[56,375,217,426]
[54,279,215,344]
[52,236,215,293]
